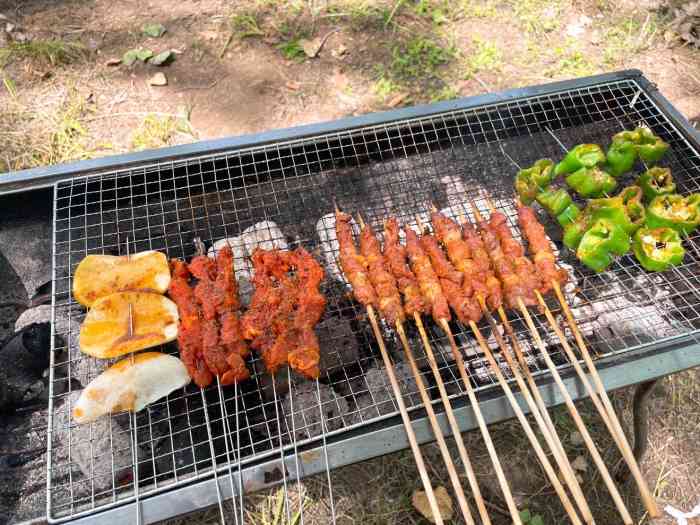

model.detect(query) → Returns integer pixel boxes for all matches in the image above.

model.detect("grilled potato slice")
[73,251,170,307]
[73,352,190,423]
[79,291,178,358]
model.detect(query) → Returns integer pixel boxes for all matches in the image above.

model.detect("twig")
[384,0,406,28]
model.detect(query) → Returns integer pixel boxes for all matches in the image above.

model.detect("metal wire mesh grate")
[48,77,700,522]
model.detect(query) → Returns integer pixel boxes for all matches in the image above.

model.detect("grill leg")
[616,379,659,483]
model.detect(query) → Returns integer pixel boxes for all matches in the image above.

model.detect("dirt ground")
[2,0,700,523]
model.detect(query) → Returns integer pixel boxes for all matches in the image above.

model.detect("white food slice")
[73,251,170,307]
[79,292,179,358]
[73,352,190,423]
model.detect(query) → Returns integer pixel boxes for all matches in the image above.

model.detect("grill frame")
[38,69,700,524]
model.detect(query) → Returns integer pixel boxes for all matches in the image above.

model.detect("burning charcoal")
[0,322,50,412]
[315,213,359,283]
[241,220,288,253]
[51,391,144,495]
[316,316,360,376]
[347,364,420,423]
[282,381,348,441]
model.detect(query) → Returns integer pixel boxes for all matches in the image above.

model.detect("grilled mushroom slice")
[73,251,171,307]
[79,291,178,358]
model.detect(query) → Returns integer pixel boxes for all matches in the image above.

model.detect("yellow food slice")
[79,291,179,358]
[73,352,190,423]
[73,251,171,307]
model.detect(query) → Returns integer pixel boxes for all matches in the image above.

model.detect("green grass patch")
[373,76,401,99]
[511,0,561,34]
[463,36,502,77]
[130,114,190,151]
[603,16,659,65]
[459,0,499,19]
[389,37,454,80]
[277,38,307,62]
[0,39,85,67]
[545,39,596,78]
[429,84,458,102]
[230,12,265,39]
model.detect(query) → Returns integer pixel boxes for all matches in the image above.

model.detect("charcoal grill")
[2,69,700,525]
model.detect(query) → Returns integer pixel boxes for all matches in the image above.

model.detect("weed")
[414,0,449,25]
[512,0,561,35]
[277,39,307,62]
[459,0,499,19]
[0,39,85,67]
[546,39,596,78]
[373,76,401,99]
[130,114,190,151]
[390,37,454,80]
[429,84,458,102]
[603,16,659,65]
[463,36,502,77]
[230,12,265,39]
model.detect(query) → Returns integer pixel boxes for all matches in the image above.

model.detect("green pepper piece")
[632,227,685,272]
[565,166,617,198]
[646,193,700,235]
[515,159,555,204]
[620,185,645,232]
[557,203,581,227]
[605,139,636,176]
[576,218,630,272]
[536,187,572,216]
[563,212,594,250]
[637,167,676,202]
[635,127,669,165]
[554,144,606,176]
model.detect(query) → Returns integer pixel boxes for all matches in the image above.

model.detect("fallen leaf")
[412,486,453,524]
[572,455,588,472]
[301,37,323,58]
[136,48,154,61]
[122,49,140,66]
[5,22,15,33]
[142,22,166,38]
[148,72,167,86]
[285,80,301,90]
[150,50,173,66]
[387,93,407,108]
[105,57,121,66]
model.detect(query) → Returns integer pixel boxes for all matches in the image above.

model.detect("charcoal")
[0,322,51,412]
[282,381,348,441]
[346,363,420,423]
[0,249,28,345]
[251,362,306,403]
[317,316,360,376]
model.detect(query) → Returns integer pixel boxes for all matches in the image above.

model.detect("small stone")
[572,455,588,472]
[332,44,347,58]
[412,485,453,523]
[570,431,584,446]
[148,72,167,86]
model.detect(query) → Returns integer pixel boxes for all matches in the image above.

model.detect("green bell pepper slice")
[554,144,606,176]
[565,166,617,198]
[605,138,637,176]
[637,167,676,202]
[576,218,630,272]
[646,193,700,235]
[620,185,646,232]
[563,212,594,250]
[556,203,581,227]
[632,227,685,272]
[635,127,669,165]
[515,159,555,204]
[536,187,572,216]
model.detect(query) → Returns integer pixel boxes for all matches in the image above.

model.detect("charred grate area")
[48,78,700,522]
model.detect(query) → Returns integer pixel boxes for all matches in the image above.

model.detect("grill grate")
[48,77,700,522]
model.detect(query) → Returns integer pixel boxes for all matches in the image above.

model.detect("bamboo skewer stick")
[551,283,661,518]
[412,313,492,525]
[467,316,584,525]
[366,305,446,525]
[516,297,633,525]
[356,214,474,525]
[335,203,444,525]
[413,215,522,525]
[394,321,476,525]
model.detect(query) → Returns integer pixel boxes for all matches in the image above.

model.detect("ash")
[346,363,420,423]
[282,382,349,441]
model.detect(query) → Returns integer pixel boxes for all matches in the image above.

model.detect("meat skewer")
[472,202,633,525]
[429,209,593,524]
[418,215,587,525]
[384,218,492,525]
[516,200,660,519]
[357,215,475,525]
[334,206,445,525]
[404,217,523,525]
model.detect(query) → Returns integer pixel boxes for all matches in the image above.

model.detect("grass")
[277,39,307,62]
[603,15,660,65]
[0,39,85,67]
[511,0,562,35]
[463,36,502,77]
[130,114,191,151]
[389,37,454,80]
[229,12,265,39]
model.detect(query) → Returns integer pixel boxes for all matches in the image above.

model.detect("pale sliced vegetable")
[73,352,190,423]
[79,291,178,358]
[73,251,170,307]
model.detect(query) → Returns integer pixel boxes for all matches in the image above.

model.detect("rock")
[570,431,584,447]
[148,72,167,86]
[412,485,453,523]
[572,455,588,472]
